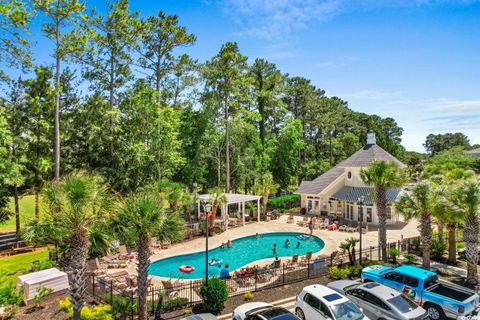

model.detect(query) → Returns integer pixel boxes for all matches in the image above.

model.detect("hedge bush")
[267,194,300,211]
[200,278,228,314]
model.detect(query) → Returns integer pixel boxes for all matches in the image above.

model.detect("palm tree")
[450,179,480,284]
[397,183,436,269]
[112,191,184,320]
[253,172,279,217]
[339,237,360,265]
[152,179,192,222]
[361,160,404,262]
[42,174,109,320]
[433,194,463,264]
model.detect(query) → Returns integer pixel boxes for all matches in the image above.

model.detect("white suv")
[294,284,368,320]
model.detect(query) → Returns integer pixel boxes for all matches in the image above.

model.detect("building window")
[367,208,372,223]
[348,171,352,179]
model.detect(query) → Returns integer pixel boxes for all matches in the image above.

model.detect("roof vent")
[367,131,376,145]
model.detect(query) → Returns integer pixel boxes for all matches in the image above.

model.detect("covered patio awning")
[197,193,262,228]
[331,186,401,205]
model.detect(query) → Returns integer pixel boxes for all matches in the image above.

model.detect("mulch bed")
[9,294,70,320]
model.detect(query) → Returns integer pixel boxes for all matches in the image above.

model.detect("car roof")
[302,285,349,305]
[182,314,218,320]
[256,307,299,320]
[359,282,399,298]
[394,265,437,280]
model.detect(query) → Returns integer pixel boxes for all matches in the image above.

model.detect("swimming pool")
[148,232,325,279]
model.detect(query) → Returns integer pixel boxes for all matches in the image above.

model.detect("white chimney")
[367,131,376,145]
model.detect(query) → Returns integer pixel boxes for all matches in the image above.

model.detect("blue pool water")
[149,232,325,279]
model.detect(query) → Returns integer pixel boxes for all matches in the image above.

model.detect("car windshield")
[387,295,418,313]
[330,301,364,320]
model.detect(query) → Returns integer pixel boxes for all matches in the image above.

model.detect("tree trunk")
[376,187,388,262]
[14,185,20,236]
[137,235,150,320]
[437,223,444,244]
[464,213,479,284]
[67,228,89,320]
[54,25,61,180]
[109,54,115,157]
[447,223,457,264]
[262,194,268,217]
[420,212,432,270]
[224,94,230,193]
[35,188,39,219]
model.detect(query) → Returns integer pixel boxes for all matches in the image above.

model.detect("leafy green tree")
[424,132,470,156]
[0,0,33,79]
[35,0,87,179]
[111,191,183,320]
[2,79,27,234]
[135,11,196,103]
[450,179,480,284]
[23,67,55,217]
[361,161,405,262]
[397,183,436,269]
[81,0,137,157]
[42,173,110,320]
[203,42,252,193]
[339,237,359,265]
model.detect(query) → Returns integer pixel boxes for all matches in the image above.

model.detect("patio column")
[224,204,228,231]
[257,198,260,222]
[242,201,245,226]
[197,200,201,221]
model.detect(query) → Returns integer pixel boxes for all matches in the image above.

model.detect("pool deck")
[124,214,419,283]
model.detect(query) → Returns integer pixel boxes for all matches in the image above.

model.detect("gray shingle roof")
[331,186,401,204]
[467,148,480,154]
[294,143,406,195]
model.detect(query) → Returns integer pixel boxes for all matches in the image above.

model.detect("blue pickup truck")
[361,265,479,320]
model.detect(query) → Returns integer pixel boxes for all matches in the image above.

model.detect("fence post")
[190,281,193,307]
[110,280,113,306]
[282,264,285,286]
[255,274,258,291]
[131,290,134,320]
[370,246,372,261]
[92,274,95,297]
[308,257,312,279]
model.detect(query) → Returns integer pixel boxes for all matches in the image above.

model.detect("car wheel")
[295,308,306,320]
[425,304,445,320]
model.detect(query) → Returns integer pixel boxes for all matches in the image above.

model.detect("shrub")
[162,297,189,311]
[388,248,401,264]
[0,284,23,307]
[244,291,254,301]
[348,264,363,278]
[31,260,58,272]
[58,298,112,320]
[267,194,300,211]
[33,287,53,309]
[431,240,447,259]
[329,266,351,280]
[101,294,136,320]
[457,242,466,250]
[200,278,228,314]
[403,253,418,264]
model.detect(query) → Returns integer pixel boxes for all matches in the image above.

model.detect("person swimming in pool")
[220,242,225,249]
[272,243,277,254]
[285,239,290,248]
[296,241,301,249]
[227,240,232,248]
[255,232,260,238]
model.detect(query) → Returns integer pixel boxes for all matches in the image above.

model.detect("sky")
[16,0,480,152]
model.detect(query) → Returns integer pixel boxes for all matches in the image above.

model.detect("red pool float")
[179,265,195,274]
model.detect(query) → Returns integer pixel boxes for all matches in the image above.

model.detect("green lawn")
[0,249,49,283]
[0,195,37,233]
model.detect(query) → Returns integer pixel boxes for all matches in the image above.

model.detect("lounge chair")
[300,251,313,265]
[286,254,299,266]
[160,239,171,249]
[286,214,294,224]
[161,280,179,298]
[338,225,347,232]
[272,259,282,269]
[118,245,128,256]
[347,226,357,233]
[318,223,327,230]
[297,216,309,227]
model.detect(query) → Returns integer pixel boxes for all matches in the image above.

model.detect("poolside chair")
[272,259,282,269]
[286,254,299,266]
[300,251,313,265]
[287,214,294,224]
[160,239,171,249]
[118,245,128,256]
[161,280,179,298]
[347,226,357,233]
[297,216,309,227]
[338,225,347,232]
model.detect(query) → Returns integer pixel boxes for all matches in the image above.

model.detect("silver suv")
[327,280,428,320]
